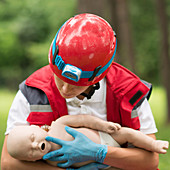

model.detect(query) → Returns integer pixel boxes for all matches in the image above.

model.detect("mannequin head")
[7,125,51,161]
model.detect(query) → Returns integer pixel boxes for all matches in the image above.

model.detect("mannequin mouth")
[41,143,45,150]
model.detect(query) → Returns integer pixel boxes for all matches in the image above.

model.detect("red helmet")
[49,13,117,86]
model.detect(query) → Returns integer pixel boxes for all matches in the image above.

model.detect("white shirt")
[5,79,158,135]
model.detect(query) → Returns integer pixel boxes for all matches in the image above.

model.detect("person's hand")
[67,163,109,170]
[43,126,108,168]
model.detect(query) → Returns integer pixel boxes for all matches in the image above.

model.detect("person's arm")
[54,114,121,133]
[103,134,159,170]
[1,136,64,170]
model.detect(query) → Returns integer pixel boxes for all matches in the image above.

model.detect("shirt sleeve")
[132,98,158,134]
[5,90,30,135]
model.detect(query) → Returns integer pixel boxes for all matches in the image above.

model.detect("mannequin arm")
[54,115,121,133]
[111,127,169,154]
[103,134,159,170]
[1,136,64,170]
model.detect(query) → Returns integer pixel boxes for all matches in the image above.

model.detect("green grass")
[146,87,170,170]
[0,89,16,165]
[156,125,170,170]
[149,87,167,127]
[148,87,170,170]
[0,87,170,169]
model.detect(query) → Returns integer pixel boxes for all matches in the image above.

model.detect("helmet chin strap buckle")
[80,82,100,99]
[88,66,102,81]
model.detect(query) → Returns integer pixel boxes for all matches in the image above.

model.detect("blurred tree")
[109,0,136,73]
[128,0,160,84]
[77,0,105,17]
[156,0,170,123]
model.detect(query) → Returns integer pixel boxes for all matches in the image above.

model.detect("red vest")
[25,63,150,130]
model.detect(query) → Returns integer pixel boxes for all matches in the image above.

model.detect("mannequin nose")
[32,142,39,149]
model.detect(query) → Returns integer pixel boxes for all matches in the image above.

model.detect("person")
[1,13,160,170]
[7,114,168,169]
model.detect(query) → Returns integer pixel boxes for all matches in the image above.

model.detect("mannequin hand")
[104,122,121,134]
[43,126,108,168]
[67,163,109,170]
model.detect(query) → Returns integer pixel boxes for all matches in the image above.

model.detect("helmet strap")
[88,66,102,81]
[80,82,100,100]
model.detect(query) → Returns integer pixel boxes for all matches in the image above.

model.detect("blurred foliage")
[129,0,161,83]
[0,0,77,89]
[0,0,169,89]
[129,0,170,84]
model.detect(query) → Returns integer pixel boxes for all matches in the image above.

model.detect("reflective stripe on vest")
[30,105,52,112]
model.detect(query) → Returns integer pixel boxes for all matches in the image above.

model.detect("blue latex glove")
[43,126,108,168]
[67,163,109,170]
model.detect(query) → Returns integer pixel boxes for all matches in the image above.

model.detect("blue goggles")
[52,29,117,82]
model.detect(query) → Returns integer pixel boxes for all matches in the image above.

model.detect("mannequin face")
[7,125,51,161]
[54,75,89,99]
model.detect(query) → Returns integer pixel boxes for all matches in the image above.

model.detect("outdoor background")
[0,0,170,169]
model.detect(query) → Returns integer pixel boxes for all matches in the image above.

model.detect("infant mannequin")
[7,115,169,169]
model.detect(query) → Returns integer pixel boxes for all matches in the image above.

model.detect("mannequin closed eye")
[31,133,35,142]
